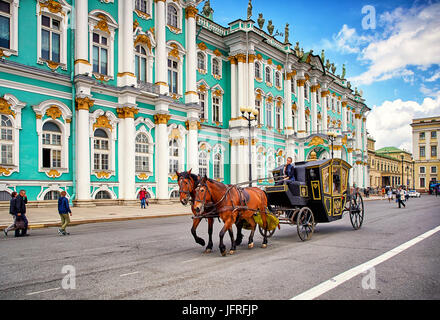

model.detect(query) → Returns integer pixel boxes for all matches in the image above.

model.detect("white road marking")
[291,225,440,300]
[182,258,200,264]
[27,287,61,296]
[120,271,140,277]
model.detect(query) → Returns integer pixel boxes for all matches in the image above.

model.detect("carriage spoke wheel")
[296,207,315,241]
[258,225,276,238]
[350,192,364,230]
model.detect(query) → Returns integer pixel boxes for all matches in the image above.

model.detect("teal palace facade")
[0,0,370,205]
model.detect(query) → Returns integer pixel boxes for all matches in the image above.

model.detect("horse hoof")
[261,244,267,249]
[229,250,235,255]
[204,249,212,254]
[221,251,227,257]
[248,243,254,249]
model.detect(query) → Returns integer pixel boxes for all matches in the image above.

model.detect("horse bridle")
[178,175,199,205]
[194,180,235,216]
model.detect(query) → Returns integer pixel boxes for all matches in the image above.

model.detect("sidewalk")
[0,203,193,230]
[0,196,386,231]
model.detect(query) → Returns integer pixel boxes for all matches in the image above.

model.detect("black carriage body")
[265,159,352,223]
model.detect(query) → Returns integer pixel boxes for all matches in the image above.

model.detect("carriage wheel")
[349,192,364,230]
[258,225,276,238]
[296,207,315,241]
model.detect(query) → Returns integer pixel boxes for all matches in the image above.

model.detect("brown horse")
[177,170,245,253]
[193,176,269,256]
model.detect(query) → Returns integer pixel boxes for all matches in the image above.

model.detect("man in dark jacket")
[14,190,29,236]
[283,157,296,182]
[3,192,18,236]
[58,191,72,235]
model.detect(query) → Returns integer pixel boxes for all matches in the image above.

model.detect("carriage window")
[341,167,348,193]
[322,167,330,194]
[332,166,341,195]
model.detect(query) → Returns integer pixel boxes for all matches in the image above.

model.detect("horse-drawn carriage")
[263,158,364,241]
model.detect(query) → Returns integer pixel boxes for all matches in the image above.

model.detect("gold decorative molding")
[116,107,138,119]
[0,48,11,59]
[321,90,329,97]
[96,171,111,179]
[355,114,362,119]
[185,6,198,19]
[93,73,110,82]
[256,54,263,60]
[169,128,181,140]
[198,42,207,51]
[167,24,182,34]
[248,54,256,63]
[236,54,247,63]
[135,9,151,20]
[39,0,65,16]
[47,169,61,178]
[308,136,325,147]
[137,173,150,180]
[342,101,348,108]
[168,43,180,61]
[76,97,95,111]
[277,65,282,71]
[185,120,201,131]
[291,103,297,110]
[228,56,237,65]
[0,97,15,118]
[305,74,310,81]
[198,84,207,93]
[45,106,62,120]
[213,89,223,97]
[133,19,139,30]
[94,14,110,34]
[297,79,306,87]
[134,34,152,51]
[305,108,310,116]
[93,115,112,131]
[36,114,43,119]
[117,72,136,78]
[0,167,12,176]
[267,58,273,65]
[74,59,91,66]
[154,114,171,125]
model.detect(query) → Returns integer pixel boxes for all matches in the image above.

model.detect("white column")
[297,79,306,138]
[186,119,199,174]
[286,136,295,160]
[348,152,354,187]
[322,91,328,133]
[155,0,168,95]
[355,114,362,151]
[342,102,348,132]
[237,54,245,110]
[74,0,91,75]
[154,112,170,201]
[248,55,255,110]
[311,84,318,134]
[118,0,136,87]
[230,57,237,119]
[284,74,292,130]
[75,95,93,200]
[185,6,198,103]
[230,140,238,184]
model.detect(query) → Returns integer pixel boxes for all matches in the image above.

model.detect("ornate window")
[213,153,222,180]
[197,52,206,71]
[41,121,62,169]
[40,14,61,63]
[44,190,60,200]
[291,78,296,95]
[212,57,221,78]
[0,115,13,165]
[168,58,179,94]
[255,98,262,125]
[255,62,261,79]
[135,45,148,82]
[135,0,150,14]
[267,154,275,173]
[275,105,282,130]
[93,129,110,171]
[198,151,208,177]
[135,133,152,173]
[198,92,207,120]
[96,190,112,199]
[169,138,179,174]
[266,101,273,128]
[292,109,297,131]
[257,153,264,179]
[277,155,284,167]
[275,72,281,88]
[212,96,221,123]
[0,0,18,55]
[92,32,109,75]
[265,66,272,84]
[167,4,178,28]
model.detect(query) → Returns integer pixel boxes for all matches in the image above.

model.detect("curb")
[0,212,192,231]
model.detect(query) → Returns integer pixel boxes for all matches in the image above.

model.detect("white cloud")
[367,93,440,152]
[348,3,440,85]
[322,24,372,55]
[425,70,440,82]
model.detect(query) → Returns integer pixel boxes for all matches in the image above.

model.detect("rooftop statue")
[347,81,352,89]
[299,47,304,59]
[321,50,325,63]
[202,0,214,19]
[342,64,346,79]
[247,0,252,20]
[325,59,330,71]
[267,20,274,35]
[284,23,290,44]
[294,42,300,56]
[257,13,265,29]
[331,63,336,74]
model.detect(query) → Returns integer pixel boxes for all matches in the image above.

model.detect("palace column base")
[155,199,173,205]
[72,200,97,208]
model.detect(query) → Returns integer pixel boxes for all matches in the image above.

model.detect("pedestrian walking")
[58,191,72,236]
[396,187,406,209]
[436,186,439,197]
[139,188,147,209]
[387,189,393,203]
[3,192,18,237]
[404,188,409,202]
[145,189,150,207]
[382,187,385,198]
[14,190,29,236]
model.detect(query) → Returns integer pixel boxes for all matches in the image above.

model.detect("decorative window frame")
[255,61,262,82]
[197,50,207,74]
[265,94,274,129]
[275,71,282,90]
[256,150,265,180]
[275,97,283,132]
[134,117,155,175]
[167,41,186,98]
[33,99,72,177]
[198,150,209,178]
[37,185,70,201]
[166,1,182,34]
[212,143,225,181]
[254,89,264,127]
[88,10,118,81]
[0,94,25,176]
[89,109,118,179]
[133,0,152,20]
[92,185,117,200]
[266,148,276,173]
[36,0,71,71]
[211,84,224,124]
[265,65,273,87]
[134,29,156,84]
[167,123,187,179]
[197,80,209,121]
[276,148,285,167]
[211,56,222,80]
[0,0,19,56]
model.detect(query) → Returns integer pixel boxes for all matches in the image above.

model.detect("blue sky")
[198,0,440,152]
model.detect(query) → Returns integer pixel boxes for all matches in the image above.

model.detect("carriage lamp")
[240,106,259,187]
[327,131,337,159]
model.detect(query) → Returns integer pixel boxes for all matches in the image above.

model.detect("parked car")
[408,190,421,198]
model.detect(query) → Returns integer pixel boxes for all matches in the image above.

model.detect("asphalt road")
[0,196,439,300]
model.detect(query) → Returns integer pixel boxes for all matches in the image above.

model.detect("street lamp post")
[400,154,404,187]
[240,106,259,187]
[327,131,337,159]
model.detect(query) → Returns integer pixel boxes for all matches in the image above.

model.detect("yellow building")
[411,116,440,192]
[367,137,414,190]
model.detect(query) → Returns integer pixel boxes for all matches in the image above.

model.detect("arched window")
[167,4,178,28]
[198,91,207,120]
[255,98,262,125]
[212,58,220,76]
[291,79,296,95]
[212,96,221,123]
[135,45,148,82]
[135,0,149,14]
[199,151,208,177]
[213,153,222,180]
[265,66,272,84]
[93,129,109,171]
[0,115,13,165]
[169,139,179,174]
[275,72,281,88]
[197,52,206,70]
[44,190,60,200]
[170,190,180,199]
[42,121,62,169]
[275,105,282,130]
[168,58,179,94]
[267,155,275,173]
[135,133,151,173]
[266,101,273,127]
[0,191,11,201]
[255,62,261,79]
[257,154,264,179]
[277,156,284,167]
[96,190,111,199]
